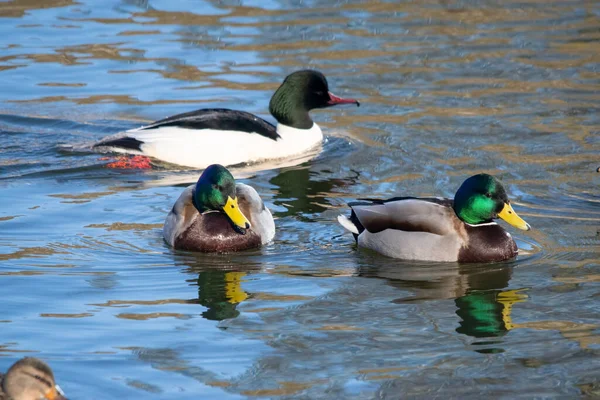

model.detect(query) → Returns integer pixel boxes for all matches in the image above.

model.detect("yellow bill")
[498,202,530,231]
[223,196,251,231]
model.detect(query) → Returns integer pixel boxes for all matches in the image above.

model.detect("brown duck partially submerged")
[0,357,66,400]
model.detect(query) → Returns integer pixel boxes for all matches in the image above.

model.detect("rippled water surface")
[1,0,599,398]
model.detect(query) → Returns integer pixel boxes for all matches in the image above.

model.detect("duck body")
[93,70,359,169]
[339,197,517,262]
[94,109,323,169]
[338,174,531,263]
[164,165,275,253]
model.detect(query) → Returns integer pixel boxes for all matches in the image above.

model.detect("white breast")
[124,123,323,169]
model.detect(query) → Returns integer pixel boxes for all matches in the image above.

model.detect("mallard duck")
[0,357,66,400]
[337,173,531,262]
[93,70,359,169]
[163,164,275,252]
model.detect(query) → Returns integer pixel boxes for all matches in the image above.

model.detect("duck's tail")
[93,135,144,152]
[337,215,359,235]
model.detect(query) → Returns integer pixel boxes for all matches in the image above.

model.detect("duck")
[0,357,67,400]
[337,173,531,262]
[93,70,359,169]
[163,164,275,252]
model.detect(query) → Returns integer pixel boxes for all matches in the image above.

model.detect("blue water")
[1,0,599,398]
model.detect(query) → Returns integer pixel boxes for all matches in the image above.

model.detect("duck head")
[1,357,67,400]
[193,164,251,234]
[269,70,360,129]
[453,174,530,230]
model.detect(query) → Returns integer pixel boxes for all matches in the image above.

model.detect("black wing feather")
[140,108,280,141]
[354,196,453,207]
[93,136,144,150]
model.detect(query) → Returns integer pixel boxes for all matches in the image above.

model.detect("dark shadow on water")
[269,164,360,219]
[358,257,529,353]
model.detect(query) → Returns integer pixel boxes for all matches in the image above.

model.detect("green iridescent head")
[194,164,250,232]
[453,174,530,230]
[268,70,359,129]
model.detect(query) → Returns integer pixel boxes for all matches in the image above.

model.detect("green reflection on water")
[197,270,249,321]
[456,282,528,354]
[456,288,528,338]
[360,260,530,353]
[270,165,358,218]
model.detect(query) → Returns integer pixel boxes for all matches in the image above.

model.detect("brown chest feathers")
[458,224,518,263]
[174,212,261,253]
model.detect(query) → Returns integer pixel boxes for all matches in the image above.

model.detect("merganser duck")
[338,174,531,262]
[163,164,275,252]
[0,357,67,400]
[93,70,359,169]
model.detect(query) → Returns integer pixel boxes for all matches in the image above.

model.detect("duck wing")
[236,183,275,244]
[357,196,453,207]
[95,109,279,152]
[140,109,279,139]
[350,197,457,236]
[163,185,196,247]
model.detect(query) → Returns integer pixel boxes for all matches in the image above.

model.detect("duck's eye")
[485,192,492,198]
[315,91,324,96]
[30,373,53,389]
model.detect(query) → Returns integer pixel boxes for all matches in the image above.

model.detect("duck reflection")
[359,260,528,351]
[455,287,527,341]
[196,269,249,321]
[270,164,359,218]
[172,251,263,322]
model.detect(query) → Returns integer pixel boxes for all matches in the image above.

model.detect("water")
[1,0,599,398]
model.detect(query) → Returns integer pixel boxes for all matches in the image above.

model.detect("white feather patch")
[337,215,359,234]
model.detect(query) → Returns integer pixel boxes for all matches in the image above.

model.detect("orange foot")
[103,155,153,169]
